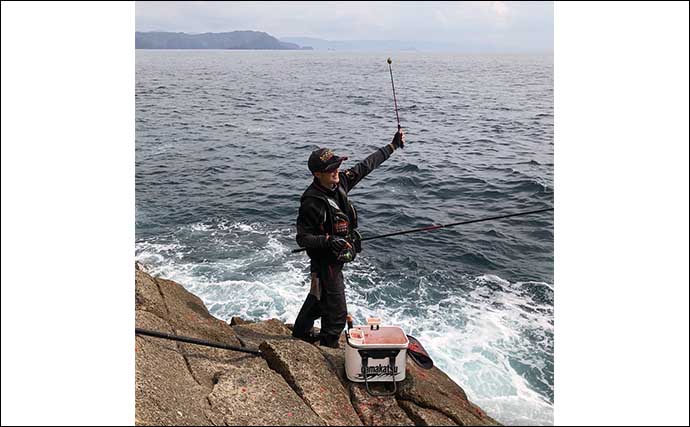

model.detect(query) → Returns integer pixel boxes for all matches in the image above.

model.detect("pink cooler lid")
[360,326,407,345]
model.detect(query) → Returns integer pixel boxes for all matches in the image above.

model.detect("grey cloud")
[136,1,553,52]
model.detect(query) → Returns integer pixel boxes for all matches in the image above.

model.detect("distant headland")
[135,31,313,50]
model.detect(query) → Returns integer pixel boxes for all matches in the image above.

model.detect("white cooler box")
[345,318,408,396]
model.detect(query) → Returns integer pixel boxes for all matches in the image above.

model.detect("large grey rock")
[260,339,362,426]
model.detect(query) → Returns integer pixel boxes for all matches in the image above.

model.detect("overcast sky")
[136,1,553,52]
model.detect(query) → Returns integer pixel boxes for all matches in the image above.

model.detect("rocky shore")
[135,263,500,426]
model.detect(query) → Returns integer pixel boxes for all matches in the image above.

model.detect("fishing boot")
[320,334,340,349]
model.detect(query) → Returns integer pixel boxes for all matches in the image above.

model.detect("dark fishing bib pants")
[293,263,346,347]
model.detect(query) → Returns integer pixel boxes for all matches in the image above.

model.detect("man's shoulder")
[301,183,319,199]
[300,184,327,207]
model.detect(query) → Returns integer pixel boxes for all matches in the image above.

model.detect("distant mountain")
[135,31,310,50]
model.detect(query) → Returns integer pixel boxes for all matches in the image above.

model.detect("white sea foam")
[343,265,554,425]
[188,222,212,232]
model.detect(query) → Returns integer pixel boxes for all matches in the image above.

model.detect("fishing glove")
[329,236,351,253]
[391,130,405,149]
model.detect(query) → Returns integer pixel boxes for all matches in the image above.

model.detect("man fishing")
[292,129,405,348]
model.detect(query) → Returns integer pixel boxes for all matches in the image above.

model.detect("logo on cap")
[320,150,334,162]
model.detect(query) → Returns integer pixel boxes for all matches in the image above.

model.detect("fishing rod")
[291,207,553,254]
[135,328,261,355]
[387,58,403,146]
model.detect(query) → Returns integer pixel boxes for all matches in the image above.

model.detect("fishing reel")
[337,246,356,263]
[334,231,362,263]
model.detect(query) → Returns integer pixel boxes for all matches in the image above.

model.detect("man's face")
[315,167,340,188]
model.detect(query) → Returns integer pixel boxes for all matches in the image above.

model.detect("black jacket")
[296,144,394,267]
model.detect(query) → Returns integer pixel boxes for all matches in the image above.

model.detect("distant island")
[135,31,312,50]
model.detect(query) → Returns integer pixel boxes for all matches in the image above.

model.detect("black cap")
[308,148,348,173]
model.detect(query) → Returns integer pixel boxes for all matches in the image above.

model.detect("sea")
[135,50,554,426]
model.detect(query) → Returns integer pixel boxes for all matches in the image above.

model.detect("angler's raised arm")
[341,129,405,192]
